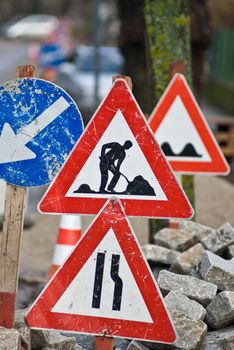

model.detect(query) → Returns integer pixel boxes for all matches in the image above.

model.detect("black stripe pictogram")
[110,254,123,311]
[92,252,105,309]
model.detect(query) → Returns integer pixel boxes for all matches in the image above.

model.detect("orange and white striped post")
[48,214,82,281]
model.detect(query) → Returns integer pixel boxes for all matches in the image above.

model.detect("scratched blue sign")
[0,78,83,187]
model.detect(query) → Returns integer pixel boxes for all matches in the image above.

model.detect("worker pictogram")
[39,78,193,218]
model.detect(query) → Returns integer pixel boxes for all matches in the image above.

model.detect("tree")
[117,0,154,114]
[145,0,195,236]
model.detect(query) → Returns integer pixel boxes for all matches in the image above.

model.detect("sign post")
[0,65,35,328]
[95,336,113,350]
[0,65,83,328]
[95,76,131,350]
[95,76,132,350]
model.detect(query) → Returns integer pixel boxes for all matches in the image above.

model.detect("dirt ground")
[19,174,234,278]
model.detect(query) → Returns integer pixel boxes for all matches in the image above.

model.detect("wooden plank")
[215,133,234,143]
[0,184,26,292]
[112,75,132,89]
[16,65,36,78]
[0,65,35,328]
[215,129,234,157]
[0,181,27,329]
[198,114,234,157]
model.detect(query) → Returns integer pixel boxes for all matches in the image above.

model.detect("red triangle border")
[26,200,176,343]
[39,79,193,218]
[149,74,229,174]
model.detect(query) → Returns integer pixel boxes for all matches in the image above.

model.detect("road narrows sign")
[148,74,230,174]
[39,78,193,218]
[0,78,83,186]
[26,199,176,343]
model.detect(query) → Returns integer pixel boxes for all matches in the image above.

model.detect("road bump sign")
[26,199,177,343]
[39,78,193,218]
[0,78,83,186]
[149,74,230,174]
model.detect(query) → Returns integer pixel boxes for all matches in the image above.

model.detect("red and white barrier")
[48,214,82,280]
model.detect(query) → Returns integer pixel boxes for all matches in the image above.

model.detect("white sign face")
[26,199,177,343]
[155,96,211,162]
[38,78,193,219]
[66,109,167,200]
[52,228,153,323]
[149,73,229,175]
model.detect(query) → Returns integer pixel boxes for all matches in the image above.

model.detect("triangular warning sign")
[149,74,230,174]
[39,78,193,218]
[26,200,176,343]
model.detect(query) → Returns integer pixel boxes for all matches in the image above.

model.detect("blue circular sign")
[0,78,83,187]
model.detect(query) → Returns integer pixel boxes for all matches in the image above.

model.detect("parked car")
[1,14,59,40]
[56,45,124,121]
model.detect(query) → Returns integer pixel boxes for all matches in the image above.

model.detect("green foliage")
[182,175,195,209]
[144,0,194,239]
[144,0,192,100]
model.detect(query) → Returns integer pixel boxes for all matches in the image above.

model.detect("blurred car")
[1,14,59,40]
[56,45,124,120]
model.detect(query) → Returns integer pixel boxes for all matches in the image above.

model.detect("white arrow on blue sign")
[0,78,83,187]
